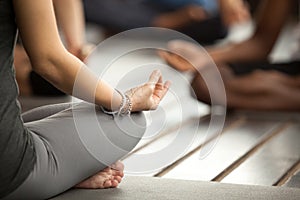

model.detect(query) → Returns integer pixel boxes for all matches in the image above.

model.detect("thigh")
[5,102,146,200]
[22,102,73,123]
[228,60,300,76]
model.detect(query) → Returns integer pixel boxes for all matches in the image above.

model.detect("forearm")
[32,49,121,110]
[14,0,120,110]
[208,37,270,64]
[53,0,85,54]
[14,0,169,113]
[209,0,293,65]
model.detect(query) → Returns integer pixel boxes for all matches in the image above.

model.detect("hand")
[68,43,96,62]
[159,40,210,72]
[79,43,96,62]
[126,70,171,112]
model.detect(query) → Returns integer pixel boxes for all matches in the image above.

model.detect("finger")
[154,80,171,102]
[158,74,163,84]
[167,40,202,59]
[148,70,161,85]
[164,80,171,89]
[154,75,166,91]
[160,81,171,100]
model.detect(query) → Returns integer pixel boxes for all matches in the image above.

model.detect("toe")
[104,180,113,188]
[112,170,124,177]
[111,180,119,188]
[111,161,124,171]
[114,175,122,183]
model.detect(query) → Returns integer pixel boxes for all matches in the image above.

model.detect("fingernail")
[165,81,171,88]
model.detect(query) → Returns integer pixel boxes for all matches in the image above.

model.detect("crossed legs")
[4,102,146,200]
[191,65,300,111]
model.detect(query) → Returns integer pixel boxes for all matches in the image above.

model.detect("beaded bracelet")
[120,94,132,116]
[100,89,132,116]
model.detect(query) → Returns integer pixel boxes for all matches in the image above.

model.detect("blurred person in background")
[160,0,300,111]
[83,0,250,44]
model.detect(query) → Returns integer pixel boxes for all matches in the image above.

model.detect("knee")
[100,111,147,153]
[191,74,211,104]
[71,103,147,162]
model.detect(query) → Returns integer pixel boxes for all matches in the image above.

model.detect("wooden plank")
[123,114,238,176]
[153,115,241,177]
[280,160,300,187]
[161,119,284,181]
[123,97,209,158]
[283,168,300,188]
[233,110,300,121]
[221,124,300,186]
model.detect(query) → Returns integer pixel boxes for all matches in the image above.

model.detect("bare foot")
[159,40,210,72]
[75,161,124,189]
[159,51,194,72]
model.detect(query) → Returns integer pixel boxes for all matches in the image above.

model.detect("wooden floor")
[122,109,300,188]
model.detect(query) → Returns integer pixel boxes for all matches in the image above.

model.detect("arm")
[218,0,250,27]
[160,0,293,72]
[52,0,92,60]
[13,0,169,111]
[209,0,294,64]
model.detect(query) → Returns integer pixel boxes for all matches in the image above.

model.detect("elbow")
[190,74,211,105]
[29,50,65,86]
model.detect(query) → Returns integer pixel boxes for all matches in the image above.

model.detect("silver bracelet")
[118,94,132,116]
[100,89,126,116]
[100,89,133,116]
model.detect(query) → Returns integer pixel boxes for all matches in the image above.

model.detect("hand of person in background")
[54,0,96,62]
[126,70,171,112]
[159,40,211,72]
[68,43,96,62]
[219,0,251,27]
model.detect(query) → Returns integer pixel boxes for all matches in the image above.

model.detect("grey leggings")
[3,102,146,200]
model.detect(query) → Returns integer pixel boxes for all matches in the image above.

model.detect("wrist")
[101,89,133,116]
[125,89,138,112]
[110,89,123,111]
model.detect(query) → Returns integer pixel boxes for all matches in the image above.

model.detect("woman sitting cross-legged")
[0,0,170,199]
